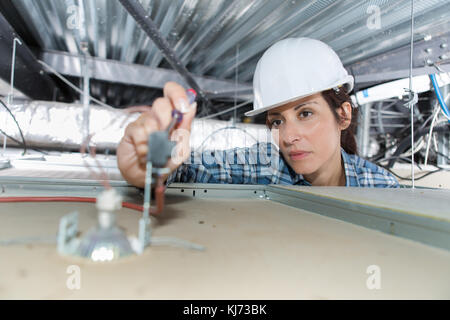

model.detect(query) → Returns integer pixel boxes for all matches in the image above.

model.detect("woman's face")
[267,93,350,175]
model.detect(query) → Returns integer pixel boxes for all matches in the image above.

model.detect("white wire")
[37,59,114,109]
[433,132,439,152]
[441,107,450,121]
[424,93,450,165]
[408,0,415,188]
[400,136,425,158]
[424,106,441,166]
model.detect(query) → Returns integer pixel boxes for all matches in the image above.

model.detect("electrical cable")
[0,129,23,149]
[376,155,423,166]
[376,141,427,170]
[399,136,425,158]
[435,150,450,162]
[386,123,449,168]
[0,99,27,155]
[424,103,443,165]
[0,127,48,155]
[0,196,203,251]
[379,128,450,181]
[417,108,439,132]
[383,166,443,181]
[0,129,48,155]
[0,196,143,211]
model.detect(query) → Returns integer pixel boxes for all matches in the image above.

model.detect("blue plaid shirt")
[166,142,399,188]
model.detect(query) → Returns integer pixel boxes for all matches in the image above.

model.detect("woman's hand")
[117,82,197,188]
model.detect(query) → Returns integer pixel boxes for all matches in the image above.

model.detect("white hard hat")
[245,37,354,117]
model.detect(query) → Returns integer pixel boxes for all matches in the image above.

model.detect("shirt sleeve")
[369,165,401,188]
[343,151,401,188]
[384,171,401,188]
[165,143,274,186]
[165,148,246,185]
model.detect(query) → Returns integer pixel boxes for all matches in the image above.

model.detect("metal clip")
[432,62,444,73]
[403,88,418,108]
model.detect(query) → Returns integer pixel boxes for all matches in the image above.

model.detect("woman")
[117,37,399,188]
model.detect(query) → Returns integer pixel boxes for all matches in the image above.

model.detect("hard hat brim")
[245,76,354,117]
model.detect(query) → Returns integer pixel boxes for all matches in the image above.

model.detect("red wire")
[0,196,144,212]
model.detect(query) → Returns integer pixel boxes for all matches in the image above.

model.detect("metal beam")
[348,31,450,84]
[40,50,253,100]
[352,64,450,84]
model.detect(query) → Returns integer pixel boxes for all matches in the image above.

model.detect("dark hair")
[265,88,358,155]
[321,88,358,155]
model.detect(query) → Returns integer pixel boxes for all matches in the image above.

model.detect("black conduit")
[387,123,450,168]
[118,0,210,114]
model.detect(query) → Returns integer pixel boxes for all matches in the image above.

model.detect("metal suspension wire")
[408,0,416,188]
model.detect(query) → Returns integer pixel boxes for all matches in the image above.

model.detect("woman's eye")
[299,111,313,118]
[270,119,282,127]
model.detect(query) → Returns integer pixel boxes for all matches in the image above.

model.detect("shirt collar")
[341,148,361,187]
